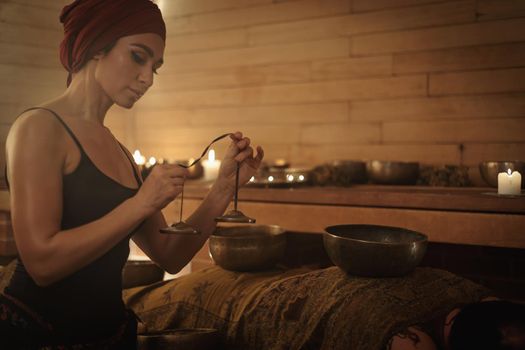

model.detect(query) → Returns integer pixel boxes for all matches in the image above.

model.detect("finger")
[235,146,254,162]
[237,137,251,150]
[229,131,243,141]
[255,146,264,163]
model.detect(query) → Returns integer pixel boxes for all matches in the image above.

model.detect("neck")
[56,62,113,125]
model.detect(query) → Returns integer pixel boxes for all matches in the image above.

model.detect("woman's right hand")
[134,164,189,216]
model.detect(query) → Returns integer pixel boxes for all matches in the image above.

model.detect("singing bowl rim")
[479,160,525,166]
[367,160,420,167]
[478,160,525,187]
[211,224,286,239]
[324,224,428,246]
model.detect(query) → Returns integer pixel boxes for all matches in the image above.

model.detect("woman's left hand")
[216,131,264,193]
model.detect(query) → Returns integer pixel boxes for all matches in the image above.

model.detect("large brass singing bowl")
[366,160,419,185]
[209,225,286,271]
[323,225,428,277]
[479,160,525,188]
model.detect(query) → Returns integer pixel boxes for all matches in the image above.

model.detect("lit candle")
[132,150,146,166]
[202,149,221,181]
[497,169,522,195]
[146,156,157,168]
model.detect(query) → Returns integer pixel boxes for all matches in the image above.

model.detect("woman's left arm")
[131,132,264,273]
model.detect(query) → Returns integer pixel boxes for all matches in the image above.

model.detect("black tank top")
[5,107,142,343]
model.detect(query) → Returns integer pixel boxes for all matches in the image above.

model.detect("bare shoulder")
[6,108,68,168]
[7,109,66,150]
[9,108,63,137]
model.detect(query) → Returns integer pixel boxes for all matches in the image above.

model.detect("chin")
[115,98,136,109]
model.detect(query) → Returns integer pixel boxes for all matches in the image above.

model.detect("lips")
[128,88,145,99]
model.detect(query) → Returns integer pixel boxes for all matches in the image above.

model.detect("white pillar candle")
[497,169,522,195]
[202,149,221,182]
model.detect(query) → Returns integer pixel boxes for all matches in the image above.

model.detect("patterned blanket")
[123,266,490,350]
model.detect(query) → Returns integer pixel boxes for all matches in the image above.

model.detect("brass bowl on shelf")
[209,225,286,271]
[366,160,419,185]
[323,224,428,277]
[479,161,525,188]
[332,160,368,184]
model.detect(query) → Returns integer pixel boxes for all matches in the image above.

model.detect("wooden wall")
[2,0,525,183]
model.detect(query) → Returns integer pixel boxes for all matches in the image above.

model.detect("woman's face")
[94,33,165,108]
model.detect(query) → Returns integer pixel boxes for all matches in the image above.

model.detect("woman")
[1,0,263,348]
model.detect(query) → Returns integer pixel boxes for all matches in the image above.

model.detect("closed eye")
[131,51,158,74]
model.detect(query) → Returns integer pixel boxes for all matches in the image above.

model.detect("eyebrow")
[131,43,164,66]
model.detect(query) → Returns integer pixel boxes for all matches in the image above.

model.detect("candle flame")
[133,150,146,165]
[148,157,157,166]
[508,168,512,175]
[208,149,216,162]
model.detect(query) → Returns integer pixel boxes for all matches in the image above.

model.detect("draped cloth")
[59,0,166,86]
[123,266,490,350]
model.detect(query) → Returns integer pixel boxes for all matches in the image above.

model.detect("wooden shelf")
[184,183,525,214]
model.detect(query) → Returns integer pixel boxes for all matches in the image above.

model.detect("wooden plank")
[5,0,69,11]
[135,103,349,127]
[164,38,349,74]
[0,103,27,124]
[160,0,272,18]
[248,1,474,46]
[463,143,525,165]
[312,56,392,80]
[290,143,460,164]
[248,16,346,46]
[0,64,66,87]
[0,2,61,29]
[476,0,525,21]
[154,62,311,91]
[300,122,381,145]
[138,75,427,108]
[394,42,525,74]
[182,184,525,214]
[352,17,525,55]
[352,0,449,13]
[0,82,63,104]
[0,42,61,68]
[349,94,525,122]
[137,125,302,147]
[165,28,247,54]
[169,0,350,35]
[0,22,62,48]
[383,118,525,144]
[344,1,475,35]
[181,199,525,249]
[429,68,525,95]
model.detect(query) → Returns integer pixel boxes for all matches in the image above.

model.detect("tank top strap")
[116,141,143,185]
[19,107,86,154]
[4,107,86,190]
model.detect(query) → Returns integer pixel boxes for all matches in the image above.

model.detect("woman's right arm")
[6,112,182,287]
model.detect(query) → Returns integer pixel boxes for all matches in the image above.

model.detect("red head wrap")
[59,0,166,86]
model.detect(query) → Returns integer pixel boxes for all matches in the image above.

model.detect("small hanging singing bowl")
[160,221,200,235]
[215,210,256,223]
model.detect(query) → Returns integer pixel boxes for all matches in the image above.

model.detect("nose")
[138,66,154,89]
